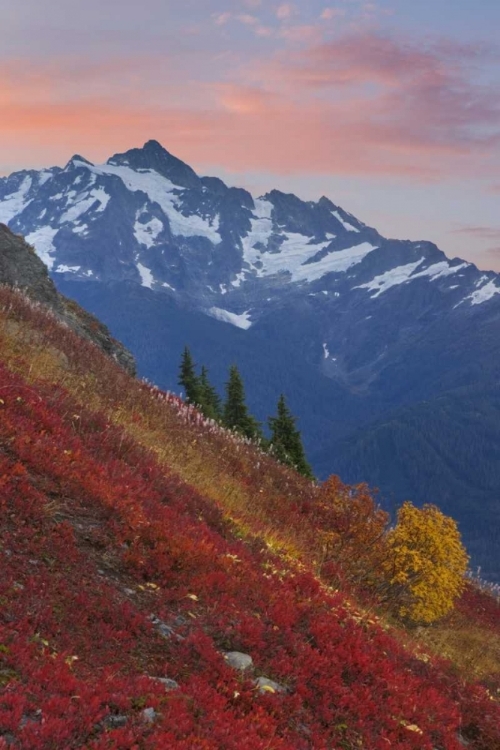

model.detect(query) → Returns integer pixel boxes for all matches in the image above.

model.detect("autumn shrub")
[314,476,390,592]
[383,502,469,624]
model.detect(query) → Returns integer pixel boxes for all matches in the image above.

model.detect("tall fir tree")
[178,346,202,405]
[268,394,314,479]
[199,365,222,420]
[223,365,262,440]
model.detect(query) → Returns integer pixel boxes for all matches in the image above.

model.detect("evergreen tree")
[199,365,222,420]
[223,365,262,440]
[178,346,202,405]
[268,394,314,479]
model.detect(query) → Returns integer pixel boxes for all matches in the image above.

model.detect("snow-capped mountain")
[2,140,500,580]
[1,139,498,321]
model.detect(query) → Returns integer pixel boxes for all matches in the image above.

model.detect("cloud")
[236,13,259,25]
[320,7,346,21]
[1,31,499,185]
[451,226,500,259]
[278,25,322,44]
[261,31,500,159]
[213,12,232,26]
[276,3,294,20]
[451,226,500,240]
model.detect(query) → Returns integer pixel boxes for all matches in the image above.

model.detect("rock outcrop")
[0,223,135,376]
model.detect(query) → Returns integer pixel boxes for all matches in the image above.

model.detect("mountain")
[1,140,499,580]
[0,272,499,749]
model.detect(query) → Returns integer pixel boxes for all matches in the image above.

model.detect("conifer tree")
[199,365,222,420]
[268,394,314,479]
[223,365,261,440]
[178,346,202,405]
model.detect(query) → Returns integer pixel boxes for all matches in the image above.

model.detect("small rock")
[224,651,253,671]
[142,707,158,723]
[254,676,285,694]
[154,677,179,691]
[103,714,128,729]
[150,614,184,641]
[457,733,470,747]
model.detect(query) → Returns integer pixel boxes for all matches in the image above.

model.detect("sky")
[1,0,500,270]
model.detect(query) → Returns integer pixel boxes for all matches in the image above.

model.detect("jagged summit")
[65,154,95,169]
[106,139,201,189]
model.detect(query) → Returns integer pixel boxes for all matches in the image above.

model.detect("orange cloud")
[0,34,499,185]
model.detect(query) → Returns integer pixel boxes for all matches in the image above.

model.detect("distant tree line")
[179,346,313,479]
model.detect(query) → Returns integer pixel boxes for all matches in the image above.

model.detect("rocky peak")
[107,140,201,189]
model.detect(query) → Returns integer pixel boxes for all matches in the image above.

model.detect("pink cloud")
[451,226,500,240]
[213,12,232,26]
[0,32,499,185]
[237,13,259,26]
[262,31,500,154]
[320,7,346,21]
[278,24,322,44]
[276,3,294,20]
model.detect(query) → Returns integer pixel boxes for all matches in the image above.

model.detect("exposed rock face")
[0,223,135,376]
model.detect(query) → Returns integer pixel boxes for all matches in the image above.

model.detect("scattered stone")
[20,709,42,728]
[103,714,128,729]
[149,614,183,640]
[224,651,253,671]
[142,707,158,723]
[153,677,180,691]
[254,676,285,694]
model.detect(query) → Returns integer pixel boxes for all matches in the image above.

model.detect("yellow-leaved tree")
[384,502,469,624]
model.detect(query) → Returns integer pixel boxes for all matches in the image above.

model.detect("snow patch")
[72,224,89,235]
[25,226,59,270]
[240,201,366,284]
[208,307,253,330]
[55,265,81,273]
[331,210,360,233]
[465,279,500,306]
[38,171,53,186]
[134,214,164,248]
[292,242,378,283]
[356,260,424,297]
[356,259,468,297]
[59,187,110,223]
[0,176,32,224]
[82,163,221,243]
[137,262,155,289]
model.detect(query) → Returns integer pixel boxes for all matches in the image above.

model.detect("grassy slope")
[0,285,499,750]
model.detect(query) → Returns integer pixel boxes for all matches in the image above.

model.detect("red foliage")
[0,289,499,749]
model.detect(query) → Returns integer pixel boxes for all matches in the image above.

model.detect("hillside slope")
[1,258,500,748]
